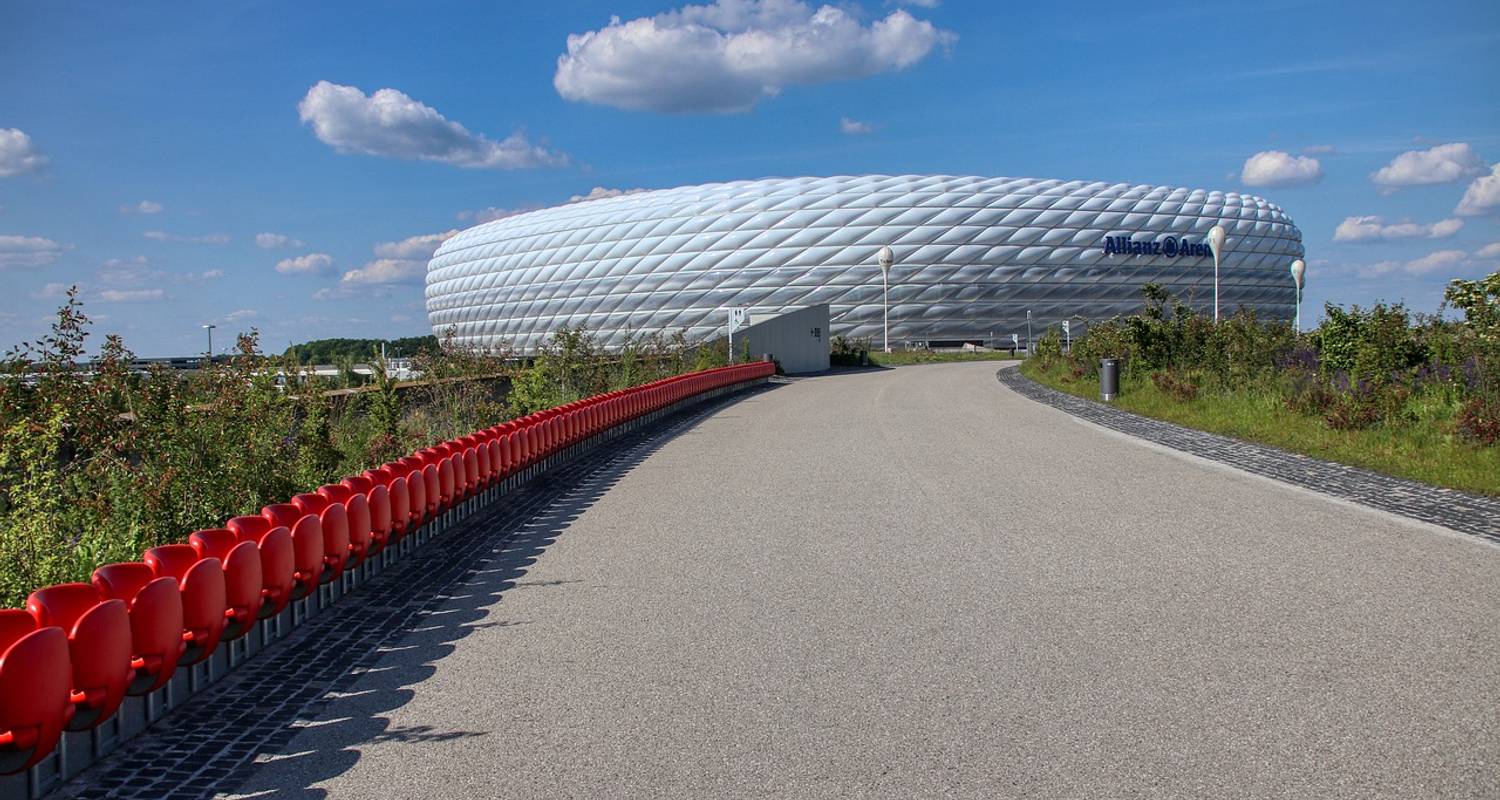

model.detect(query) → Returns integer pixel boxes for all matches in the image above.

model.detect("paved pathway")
[67,362,1500,799]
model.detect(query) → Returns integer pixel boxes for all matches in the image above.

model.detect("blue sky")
[2,0,1498,356]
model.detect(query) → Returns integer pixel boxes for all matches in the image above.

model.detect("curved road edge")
[996,364,1500,546]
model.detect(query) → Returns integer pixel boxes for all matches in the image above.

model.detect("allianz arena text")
[425,174,1305,353]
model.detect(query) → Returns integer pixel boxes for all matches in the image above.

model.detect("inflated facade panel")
[426,174,1304,352]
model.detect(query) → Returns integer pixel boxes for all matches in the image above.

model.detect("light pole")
[1290,259,1306,332]
[1207,225,1226,323]
[877,245,893,353]
[1026,309,1032,355]
[202,324,216,360]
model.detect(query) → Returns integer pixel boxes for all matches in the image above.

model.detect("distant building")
[425,174,1304,352]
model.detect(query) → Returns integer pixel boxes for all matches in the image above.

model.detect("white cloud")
[1476,242,1500,259]
[553,1,956,113]
[1240,150,1323,187]
[0,235,70,269]
[0,129,48,177]
[1302,144,1336,155]
[298,81,567,169]
[1358,249,1468,278]
[119,200,163,215]
[322,230,459,296]
[1332,215,1463,242]
[98,288,166,303]
[224,309,259,322]
[568,186,644,203]
[275,253,334,275]
[255,232,305,249]
[372,231,458,260]
[1456,164,1500,216]
[840,116,873,134]
[144,230,230,244]
[199,268,224,280]
[897,0,940,7]
[457,206,526,224]
[1371,143,1485,188]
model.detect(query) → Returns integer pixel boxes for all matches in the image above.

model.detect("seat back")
[288,515,324,598]
[261,503,303,531]
[367,484,392,542]
[343,474,374,495]
[389,477,411,536]
[255,527,295,618]
[189,528,239,561]
[226,515,272,545]
[424,464,441,513]
[0,622,71,774]
[291,492,331,516]
[143,543,199,582]
[215,540,263,640]
[318,503,350,581]
[343,493,372,562]
[318,484,354,504]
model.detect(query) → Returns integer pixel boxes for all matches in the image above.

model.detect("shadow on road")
[57,386,774,800]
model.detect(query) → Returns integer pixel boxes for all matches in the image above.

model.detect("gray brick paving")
[997,365,1500,544]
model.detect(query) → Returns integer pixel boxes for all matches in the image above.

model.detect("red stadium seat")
[261,502,303,532]
[24,586,130,731]
[464,447,481,494]
[284,515,324,599]
[438,459,455,509]
[321,485,373,564]
[91,564,184,696]
[227,514,273,545]
[423,464,441,515]
[0,614,72,775]
[389,476,411,538]
[188,530,262,640]
[143,545,227,666]
[295,493,351,579]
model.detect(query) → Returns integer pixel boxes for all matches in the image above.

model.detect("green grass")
[1019,359,1500,496]
[866,350,1022,367]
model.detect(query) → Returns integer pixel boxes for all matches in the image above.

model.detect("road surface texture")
[223,362,1498,799]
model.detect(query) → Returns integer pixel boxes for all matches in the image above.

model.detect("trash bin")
[1100,358,1119,401]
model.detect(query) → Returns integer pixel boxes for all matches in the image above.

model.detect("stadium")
[425,174,1305,353]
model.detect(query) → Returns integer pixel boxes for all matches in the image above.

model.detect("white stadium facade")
[425,174,1305,353]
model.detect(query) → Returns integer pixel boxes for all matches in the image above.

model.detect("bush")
[1456,397,1500,445]
[0,295,719,607]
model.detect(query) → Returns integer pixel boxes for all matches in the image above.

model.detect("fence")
[0,361,776,798]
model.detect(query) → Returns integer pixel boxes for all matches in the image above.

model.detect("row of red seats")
[0,361,774,774]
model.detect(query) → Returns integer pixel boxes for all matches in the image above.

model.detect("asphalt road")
[226,362,1500,799]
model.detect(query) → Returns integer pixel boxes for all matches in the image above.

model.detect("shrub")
[1456,397,1500,445]
[1151,370,1199,401]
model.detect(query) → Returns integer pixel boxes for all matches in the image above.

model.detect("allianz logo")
[1101,236,1211,258]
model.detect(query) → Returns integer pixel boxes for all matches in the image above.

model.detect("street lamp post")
[1290,259,1306,332]
[877,245,893,353]
[1207,225,1226,323]
[1026,310,1032,355]
[202,324,216,360]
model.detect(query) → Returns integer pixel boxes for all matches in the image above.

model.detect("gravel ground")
[223,361,1500,800]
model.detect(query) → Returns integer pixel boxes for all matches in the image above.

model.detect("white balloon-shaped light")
[1290,258,1306,289]
[877,245,893,275]
[1207,225,1226,261]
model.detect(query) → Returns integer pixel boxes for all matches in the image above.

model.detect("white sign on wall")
[728,307,750,333]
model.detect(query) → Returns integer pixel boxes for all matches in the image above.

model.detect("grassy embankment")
[1019,358,1500,497]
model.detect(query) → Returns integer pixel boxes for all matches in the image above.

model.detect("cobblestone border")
[42,388,769,800]
[997,366,1500,545]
